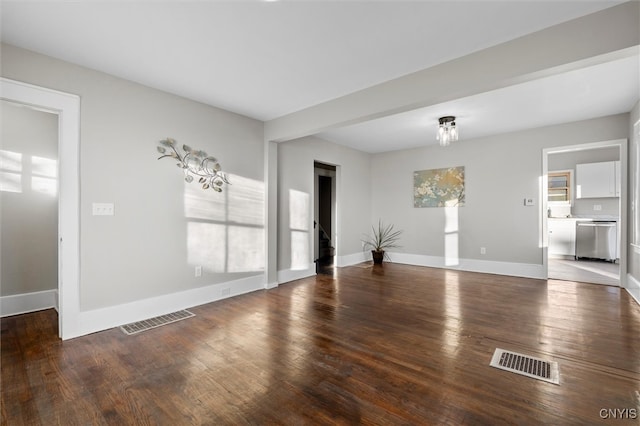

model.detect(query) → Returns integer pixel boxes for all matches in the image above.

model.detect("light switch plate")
[524,198,535,206]
[92,203,114,216]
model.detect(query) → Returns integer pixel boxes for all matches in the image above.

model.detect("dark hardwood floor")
[2,263,639,425]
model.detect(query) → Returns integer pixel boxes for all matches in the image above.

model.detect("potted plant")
[362,220,402,264]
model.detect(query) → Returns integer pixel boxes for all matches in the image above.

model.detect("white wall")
[1,101,58,296]
[370,114,629,276]
[277,135,371,280]
[1,44,265,313]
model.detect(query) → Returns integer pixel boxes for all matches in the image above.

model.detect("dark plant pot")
[372,250,385,265]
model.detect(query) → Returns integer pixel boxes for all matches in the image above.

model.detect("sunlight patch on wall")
[444,204,459,266]
[187,222,226,273]
[0,172,21,193]
[32,155,56,177]
[289,189,310,270]
[0,151,58,196]
[0,150,22,193]
[228,226,265,273]
[227,174,264,226]
[291,231,310,271]
[289,189,309,231]
[0,150,21,172]
[31,155,57,196]
[184,182,226,221]
[184,173,265,274]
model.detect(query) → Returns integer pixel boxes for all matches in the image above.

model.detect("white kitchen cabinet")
[548,219,577,257]
[614,160,621,197]
[576,161,619,198]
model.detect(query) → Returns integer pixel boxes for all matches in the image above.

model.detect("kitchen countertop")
[548,215,619,221]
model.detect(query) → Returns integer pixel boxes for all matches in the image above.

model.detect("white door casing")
[1,78,81,339]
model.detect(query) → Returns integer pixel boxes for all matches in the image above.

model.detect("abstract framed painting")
[413,166,465,208]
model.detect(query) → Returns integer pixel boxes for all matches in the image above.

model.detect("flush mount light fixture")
[437,116,458,147]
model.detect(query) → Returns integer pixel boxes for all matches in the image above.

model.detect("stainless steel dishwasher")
[575,221,617,262]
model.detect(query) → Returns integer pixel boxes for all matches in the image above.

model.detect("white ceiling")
[1,1,637,153]
[319,55,640,152]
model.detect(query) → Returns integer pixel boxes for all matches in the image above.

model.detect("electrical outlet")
[593,204,602,211]
[524,198,535,206]
[195,266,202,277]
[480,247,486,255]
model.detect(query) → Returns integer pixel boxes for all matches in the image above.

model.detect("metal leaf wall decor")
[157,137,230,192]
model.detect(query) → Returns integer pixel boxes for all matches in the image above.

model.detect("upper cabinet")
[576,161,620,198]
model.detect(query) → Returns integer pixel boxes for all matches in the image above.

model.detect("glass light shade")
[437,116,458,147]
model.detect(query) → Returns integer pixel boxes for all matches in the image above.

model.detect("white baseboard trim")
[388,252,546,280]
[277,264,315,284]
[626,274,640,306]
[1,289,58,317]
[337,251,367,267]
[74,274,264,339]
[264,281,279,290]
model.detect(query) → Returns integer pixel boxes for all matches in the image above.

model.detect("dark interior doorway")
[314,162,336,275]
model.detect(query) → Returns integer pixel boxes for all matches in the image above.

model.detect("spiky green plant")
[362,220,402,258]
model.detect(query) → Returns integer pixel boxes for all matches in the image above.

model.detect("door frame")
[313,162,337,269]
[542,138,628,287]
[1,78,81,339]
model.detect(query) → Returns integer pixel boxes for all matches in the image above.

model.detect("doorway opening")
[543,140,627,287]
[1,78,81,340]
[314,162,336,276]
[1,101,59,323]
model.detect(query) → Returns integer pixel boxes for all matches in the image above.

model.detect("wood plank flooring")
[2,263,640,425]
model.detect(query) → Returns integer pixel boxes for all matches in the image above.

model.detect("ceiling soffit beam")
[265,1,640,143]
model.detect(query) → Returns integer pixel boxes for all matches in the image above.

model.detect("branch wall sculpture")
[157,137,230,192]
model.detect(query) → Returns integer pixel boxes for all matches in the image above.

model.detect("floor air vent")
[120,310,195,335]
[490,348,559,385]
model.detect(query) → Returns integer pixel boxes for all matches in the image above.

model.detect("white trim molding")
[542,139,628,287]
[388,252,546,280]
[74,274,264,338]
[337,251,367,267]
[626,274,640,306]
[277,264,315,284]
[264,280,279,290]
[1,78,81,340]
[1,290,58,317]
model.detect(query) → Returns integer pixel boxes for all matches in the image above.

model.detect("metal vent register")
[120,310,195,335]
[490,348,559,385]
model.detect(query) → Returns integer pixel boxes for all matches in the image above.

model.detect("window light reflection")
[0,151,58,196]
[184,173,265,274]
[32,156,58,196]
[0,150,22,172]
[444,203,459,266]
[289,189,310,270]
[444,270,461,352]
[32,156,57,178]
[0,150,23,193]
[228,225,264,273]
[0,172,22,193]
[32,176,57,196]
